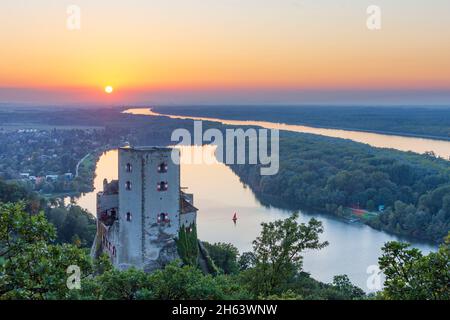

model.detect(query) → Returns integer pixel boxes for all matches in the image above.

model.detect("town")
[0,127,127,195]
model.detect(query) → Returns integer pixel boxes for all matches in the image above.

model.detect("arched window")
[126,163,132,172]
[126,212,132,221]
[125,181,131,190]
[158,162,168,173]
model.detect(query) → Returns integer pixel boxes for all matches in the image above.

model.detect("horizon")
[1,0,450,105]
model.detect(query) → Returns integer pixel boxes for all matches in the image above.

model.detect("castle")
[91,146,197,272]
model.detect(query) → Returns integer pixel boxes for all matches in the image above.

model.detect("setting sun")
[105,86,113,94]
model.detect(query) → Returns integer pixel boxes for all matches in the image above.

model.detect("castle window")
[126,212,132,221]
[157,162,168,173]
[157,181,168,191]
[158,212,169,223]
[126,163,132,172]
[125,181,131,190]
[112,246,116,256]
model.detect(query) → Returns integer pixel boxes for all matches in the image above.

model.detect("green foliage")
[241,213,328,296]
[0,202,55,260]
[177,224,199,267]
[235,214,364,300]
[202,242,239,274]
[147,262,250,300]
[82,267,152,300]
[5,185,444,300]
[238,252,256,271]
[263,290,304,300]
[198,242,221,275]
[0,179,37,203]
[331,275,366,300]
[0,179,42,214]
[45,205,96,247]
[267,271,366,300]
[0,203,93,299]
[71,262,252,300]
[379,234,450,300]
[1,203,368,300]
[231,131,450,243]
[1,242,93,299]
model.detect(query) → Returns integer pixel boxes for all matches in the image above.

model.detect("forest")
[230,131,450,243]
[0,180,448,300]
[1,106,449,244]
[153,105,450,140]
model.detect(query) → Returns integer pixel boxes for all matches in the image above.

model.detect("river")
[67,145,437,292]
[123,108,450,160]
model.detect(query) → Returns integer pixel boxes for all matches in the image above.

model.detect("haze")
[1,0,450,106]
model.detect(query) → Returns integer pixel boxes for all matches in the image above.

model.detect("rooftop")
[181,197,198,214]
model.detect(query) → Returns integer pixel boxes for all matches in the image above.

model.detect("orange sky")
[1,0,450,105]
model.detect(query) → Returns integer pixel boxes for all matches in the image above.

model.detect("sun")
[104,86,113,94]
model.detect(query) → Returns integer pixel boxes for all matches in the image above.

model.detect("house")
[64,173,74,180]
[45,174,59,182]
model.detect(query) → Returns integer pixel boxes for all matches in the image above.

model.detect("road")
[75,153,91,177]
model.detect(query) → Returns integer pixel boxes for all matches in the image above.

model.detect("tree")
[1,242,93,299]
[202,242,239,274]
[0,202,94,299]
[331,275,365,300]
[378,233,450,300]
[46,205,96,247]
[0,202,54,262]
[238,252,256,271]
[243,213,328,296]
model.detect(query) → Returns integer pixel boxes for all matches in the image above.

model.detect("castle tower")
[117,146,180,270]
[92,146,196,272]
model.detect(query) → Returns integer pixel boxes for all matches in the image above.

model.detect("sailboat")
[232,212,238,222]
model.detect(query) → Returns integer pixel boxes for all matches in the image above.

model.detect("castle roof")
[181,197,198,214]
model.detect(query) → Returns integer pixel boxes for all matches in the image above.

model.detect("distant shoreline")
[149,106,450,143]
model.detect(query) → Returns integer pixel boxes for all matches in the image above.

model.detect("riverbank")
[232,179,439,247]
[151,107,450,142]
[123,107,450,245]
[124,107,450,161]
[69,147,437,290]
[46,148,110,202]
